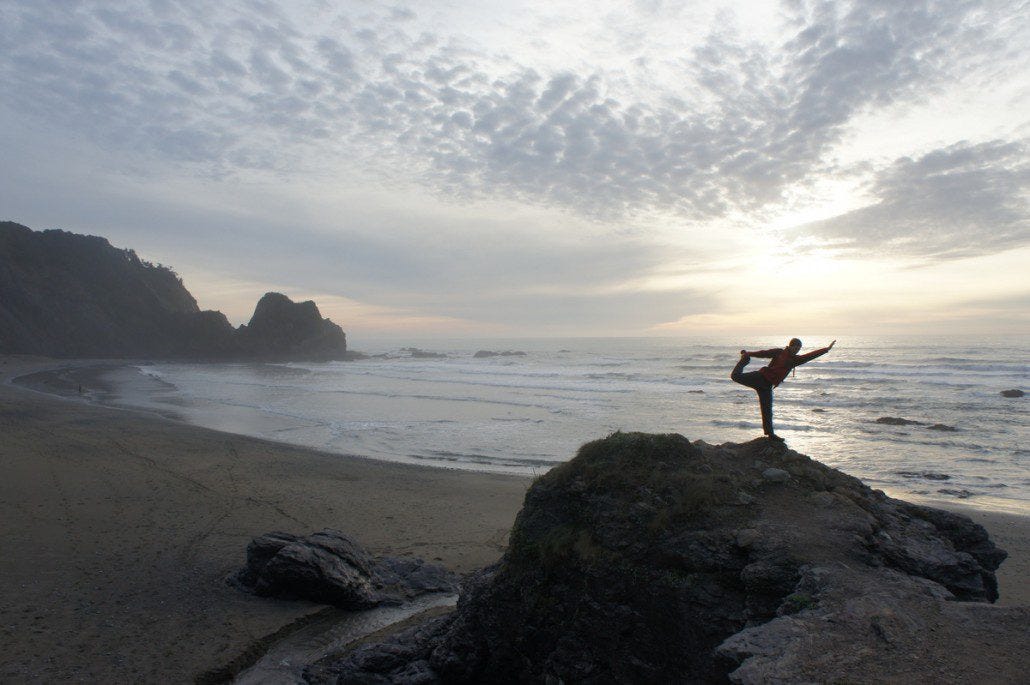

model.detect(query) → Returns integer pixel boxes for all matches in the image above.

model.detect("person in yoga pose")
[730,338,835,441]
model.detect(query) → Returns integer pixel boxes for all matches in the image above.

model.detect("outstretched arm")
[795,340,836,364]
[745,348,780,358]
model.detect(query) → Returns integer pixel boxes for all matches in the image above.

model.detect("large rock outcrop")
[0,221,347,360]
[306,433,1026,684]
[237,293,347,361]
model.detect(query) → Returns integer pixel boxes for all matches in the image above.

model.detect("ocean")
[89,336,1028,512]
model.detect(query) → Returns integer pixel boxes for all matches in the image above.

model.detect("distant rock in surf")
[401,347,447,358]
[234,530,458,609]
[473,350,527,358]
[896,470,951,481]
[305,433,1019,684]
[1000,389,1024,398]
[937,488,974,499]
[877,418,959,432]
[876,416,923,426]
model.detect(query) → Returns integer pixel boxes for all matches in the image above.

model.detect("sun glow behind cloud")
[1,0,1027,338]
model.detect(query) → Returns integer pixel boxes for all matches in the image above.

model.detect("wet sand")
[1,356,1026,682]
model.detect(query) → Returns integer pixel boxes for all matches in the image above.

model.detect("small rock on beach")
[233,530,458,609]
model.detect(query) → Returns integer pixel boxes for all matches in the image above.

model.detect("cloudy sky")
[2,0,1028,340]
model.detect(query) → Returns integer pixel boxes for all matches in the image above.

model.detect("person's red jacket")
[748,346,832,386]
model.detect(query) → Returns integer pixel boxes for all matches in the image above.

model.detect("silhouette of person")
[730,338,835,441]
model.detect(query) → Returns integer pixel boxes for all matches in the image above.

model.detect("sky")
[1,0,1028,341]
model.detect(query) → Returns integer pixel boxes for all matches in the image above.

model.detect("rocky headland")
[0,221,347,360]
[288,433,1026,684]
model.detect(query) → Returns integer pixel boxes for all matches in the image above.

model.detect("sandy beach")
[1,356,1026,683]
[0,357,530,682]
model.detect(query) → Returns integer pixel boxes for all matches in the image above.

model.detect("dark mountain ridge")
[0,221,347,360]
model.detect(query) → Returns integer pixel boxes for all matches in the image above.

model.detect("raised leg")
[730,352,750,383]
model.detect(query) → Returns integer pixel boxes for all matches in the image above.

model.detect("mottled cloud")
[2,0,1024,224]
[792,140,1030,259]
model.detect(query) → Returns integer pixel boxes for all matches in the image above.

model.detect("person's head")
[787,338,802,353]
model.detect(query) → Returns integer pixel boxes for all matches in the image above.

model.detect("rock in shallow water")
[472,350,527,358]
[876,416,924,426]
[234,530,458,609]
[304,433,1021,684]
[896,470,951,481]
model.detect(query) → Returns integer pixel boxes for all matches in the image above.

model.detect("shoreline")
[9,359,555,478]
[1,355,1026,682]
[10,357,1028,514]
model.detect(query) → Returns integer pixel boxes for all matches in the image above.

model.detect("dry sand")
[1,356,1026,682]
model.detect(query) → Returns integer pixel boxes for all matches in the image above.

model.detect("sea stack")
[238,292,347,361]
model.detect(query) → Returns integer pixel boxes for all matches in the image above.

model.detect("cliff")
[304,433,1026,683]
[0,221,346,360]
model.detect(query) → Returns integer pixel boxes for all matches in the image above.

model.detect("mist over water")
[101,337,1027,512]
